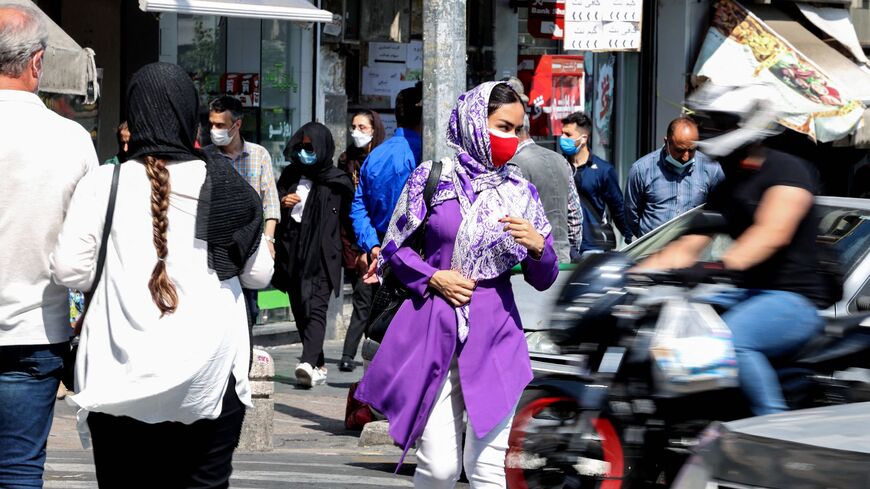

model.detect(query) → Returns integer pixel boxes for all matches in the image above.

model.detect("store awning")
[693,0,869,144]
[139,0,334,23]
[7,0,99,103]
[748,3,870,104]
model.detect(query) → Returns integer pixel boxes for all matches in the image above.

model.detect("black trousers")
[341,270,377,361]
[87,377,245,489]
[289,270,333,368]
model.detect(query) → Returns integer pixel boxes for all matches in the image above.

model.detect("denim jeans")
[0,343,67,489]
[701,289,823,416]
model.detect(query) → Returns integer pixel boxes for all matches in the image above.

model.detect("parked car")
[672,401,870,489]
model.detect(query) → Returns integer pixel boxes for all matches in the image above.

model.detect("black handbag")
[364,159,444,349]
[62,163,121,390]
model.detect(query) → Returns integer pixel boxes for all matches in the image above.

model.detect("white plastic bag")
[650,298,738,394]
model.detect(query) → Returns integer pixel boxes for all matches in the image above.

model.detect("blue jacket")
[572,154,632,252]
[351,128,423,252]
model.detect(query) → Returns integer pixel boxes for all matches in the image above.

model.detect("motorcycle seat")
[783,313,870,365]
[822,313,870,337]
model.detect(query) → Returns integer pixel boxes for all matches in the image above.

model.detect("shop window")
[177,15,227,112]
[260,19,312,176]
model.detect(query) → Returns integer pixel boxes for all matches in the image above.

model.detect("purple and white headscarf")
[378,81,551,342]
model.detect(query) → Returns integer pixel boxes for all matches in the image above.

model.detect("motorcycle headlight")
[525,331,561,354]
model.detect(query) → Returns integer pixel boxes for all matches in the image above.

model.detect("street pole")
[422,0,466,162]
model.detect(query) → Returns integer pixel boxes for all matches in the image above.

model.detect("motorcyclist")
[639,83,840,416]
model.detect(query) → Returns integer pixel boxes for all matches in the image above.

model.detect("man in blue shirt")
[351,84,423,279]
[624,116,725,238]
[560,112,633,253]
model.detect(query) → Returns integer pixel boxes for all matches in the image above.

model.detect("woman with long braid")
[50,63,273,488]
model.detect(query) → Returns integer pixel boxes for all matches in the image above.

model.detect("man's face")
[208,111,239,141]
[665,123,699,163]
[561,123,588,147]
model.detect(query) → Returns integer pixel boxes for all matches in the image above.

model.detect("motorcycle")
[506,252,870,489]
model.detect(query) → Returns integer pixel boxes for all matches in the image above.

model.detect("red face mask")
[489,129,519,167]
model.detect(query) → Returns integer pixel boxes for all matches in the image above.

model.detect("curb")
[252,321,300,347]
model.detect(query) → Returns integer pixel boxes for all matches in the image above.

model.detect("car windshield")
[625,204,870,277]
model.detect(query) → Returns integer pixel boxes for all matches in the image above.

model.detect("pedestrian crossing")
[43,452,421,488]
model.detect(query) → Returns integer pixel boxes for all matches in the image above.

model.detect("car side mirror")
[857,296,870,312]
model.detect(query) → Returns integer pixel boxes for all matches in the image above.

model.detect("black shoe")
[338,358,356,372]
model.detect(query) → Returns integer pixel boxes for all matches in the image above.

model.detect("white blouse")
[50,159,274,439]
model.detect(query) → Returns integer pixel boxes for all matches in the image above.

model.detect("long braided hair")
[144,155,178,315]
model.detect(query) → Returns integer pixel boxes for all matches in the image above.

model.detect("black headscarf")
[274,123,353,311]
[339,110,386,185]
[126,62,263,280]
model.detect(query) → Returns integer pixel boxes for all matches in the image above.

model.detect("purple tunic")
[355,195,559,463]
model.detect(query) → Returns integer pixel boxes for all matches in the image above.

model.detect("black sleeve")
[764,152,819,195]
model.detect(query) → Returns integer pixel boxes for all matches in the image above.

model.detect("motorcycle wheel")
[506,391,625,489]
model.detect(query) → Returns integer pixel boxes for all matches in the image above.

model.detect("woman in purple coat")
[355,82,559,488]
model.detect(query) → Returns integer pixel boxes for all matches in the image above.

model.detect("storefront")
[143,0,333,176]
[503,0,645,180]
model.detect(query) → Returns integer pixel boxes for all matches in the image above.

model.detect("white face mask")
[351,129,373,149]
[210,127,233,147]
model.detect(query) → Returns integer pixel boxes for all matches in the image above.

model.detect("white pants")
[413,358,515,489]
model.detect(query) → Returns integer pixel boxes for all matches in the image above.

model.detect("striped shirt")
[624,147,724,238]
[205,141,280,221]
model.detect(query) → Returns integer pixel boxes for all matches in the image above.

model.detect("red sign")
[518,54,585,137]
[220,73,260,108]
[527,0,565,39]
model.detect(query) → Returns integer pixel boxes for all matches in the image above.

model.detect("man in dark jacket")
[560,112,633,252]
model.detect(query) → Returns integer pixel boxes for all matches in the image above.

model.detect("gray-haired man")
[509,115,583,262]
[0,4,98,486]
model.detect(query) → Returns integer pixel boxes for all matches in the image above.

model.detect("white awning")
[796,4,869,68]
[7,0,99,103]
[139,0,333,23]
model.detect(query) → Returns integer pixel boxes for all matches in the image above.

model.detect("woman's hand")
[429,270,476,307]
[281,193,301,209]
[500,216,545,259]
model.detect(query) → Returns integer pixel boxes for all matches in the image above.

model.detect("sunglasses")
[294,143,315,152]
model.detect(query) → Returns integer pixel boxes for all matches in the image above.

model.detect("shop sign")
[563,0,642,52]
[518,54,585,137]
[527,0,566,40]
[693,0,864,142]
[221,73,260,107]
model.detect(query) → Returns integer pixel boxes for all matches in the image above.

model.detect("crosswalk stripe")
[44,463,413,487]
[230,470,413,487]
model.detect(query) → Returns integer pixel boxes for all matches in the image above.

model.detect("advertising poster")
[520,54,585,137]
[693,0,865,142]
[593,53,615,162]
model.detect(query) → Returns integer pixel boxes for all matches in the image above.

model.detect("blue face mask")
[559,135,580,156]
[665,152,694,171]
[298,149,317,165]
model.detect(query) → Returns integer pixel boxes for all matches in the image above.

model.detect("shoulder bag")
[362,158,444,358]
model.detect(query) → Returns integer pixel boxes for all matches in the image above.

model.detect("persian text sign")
[563,0,642,52]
